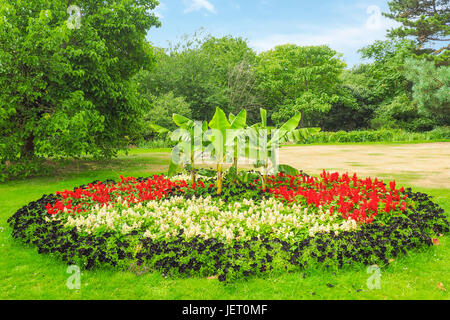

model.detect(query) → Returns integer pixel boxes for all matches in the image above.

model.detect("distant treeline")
[0,0,448,181]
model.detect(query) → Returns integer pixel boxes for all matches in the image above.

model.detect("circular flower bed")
[8,170,449,282]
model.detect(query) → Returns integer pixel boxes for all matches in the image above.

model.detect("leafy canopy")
[383,0,450,64]
[256,44,346,126]
[0,0,160,164]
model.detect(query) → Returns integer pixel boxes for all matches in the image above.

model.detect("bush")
[301,128,450,144]
[138,139,176,149]
[0,158,52,182]
[370,94,437,132]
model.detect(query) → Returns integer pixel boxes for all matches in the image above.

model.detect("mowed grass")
[0,148,449,300]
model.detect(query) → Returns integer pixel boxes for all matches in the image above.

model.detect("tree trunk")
[23,134,35,159]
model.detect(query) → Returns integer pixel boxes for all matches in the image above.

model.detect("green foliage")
[228,110,249,175]
[404,58,450,125]
[371,94,437,131]
[300,128,450,144]
[208,107,247,193]
[277,164,300,176]
[144,92,192,133]
[353,39,448,131]
[358,40,415,107]
[0,0,161,180]
[383,0,449,64]
[256,44,346,126]
[168,114,207,182]
[248,108,304,188]
[326,68,376,131]
[136,32,258,122]
[282,128,322,144]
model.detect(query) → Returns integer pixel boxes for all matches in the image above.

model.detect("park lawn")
[0,149,449,300]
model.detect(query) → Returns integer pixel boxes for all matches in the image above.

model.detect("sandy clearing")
[278,143,450,188]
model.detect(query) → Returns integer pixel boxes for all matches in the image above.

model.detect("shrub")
[301,128,450,144]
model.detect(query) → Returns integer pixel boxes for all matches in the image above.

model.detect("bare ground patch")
[279,143,450,188]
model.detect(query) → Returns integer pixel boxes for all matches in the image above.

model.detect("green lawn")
[0,149,449,300]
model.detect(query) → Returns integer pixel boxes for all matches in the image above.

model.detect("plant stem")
[262,164,268,190]
[190,152,196,185]
[233,145,238,182]
[191,168,196,185]
[217,163,223,195]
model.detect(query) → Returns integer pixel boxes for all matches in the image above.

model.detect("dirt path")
[278,143,450,188]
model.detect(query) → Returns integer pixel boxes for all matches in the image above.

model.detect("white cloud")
[249,5,400,65]
[183,0,217,14]
[154,2,167,19]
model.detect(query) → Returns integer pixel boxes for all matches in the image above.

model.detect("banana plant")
[168,114,208,185]
[247,108,302,189]
[208,107,246,194]
[227,110,248,178]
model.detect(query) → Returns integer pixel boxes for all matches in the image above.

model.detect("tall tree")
[404,58,450,125]
[358,39,415,106]
[136,33,258,122]
[0,0,160,167]
[383,0,450,64]
[256,44,345,127]
[226,58,262,123]
[357,39,438,131]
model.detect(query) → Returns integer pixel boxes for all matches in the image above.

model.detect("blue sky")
[147,0,400,67]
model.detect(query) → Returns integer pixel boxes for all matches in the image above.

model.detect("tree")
[226,58,262,124]
[255,44,345,127]
[315,84,369,131]
[137,33,258,122]
[358,39,415,105]
[0,0,160,169]
[370,93,436,131]
[227,111,248,176]
[357,39,446,131]
[404,58,450,125]
[145,92,192,133]
[383,0,450,64]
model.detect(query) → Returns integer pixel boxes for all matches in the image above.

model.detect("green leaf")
[208,107,230,131]
[197,168,217,177]
[173,114,192,129]
[260,108,267,127]
[202,120,208,132]
[149,123,169,134]
[168,159,179,177]
[230,109,247,129]
[280,112,301,132]
[277,164,299,176]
